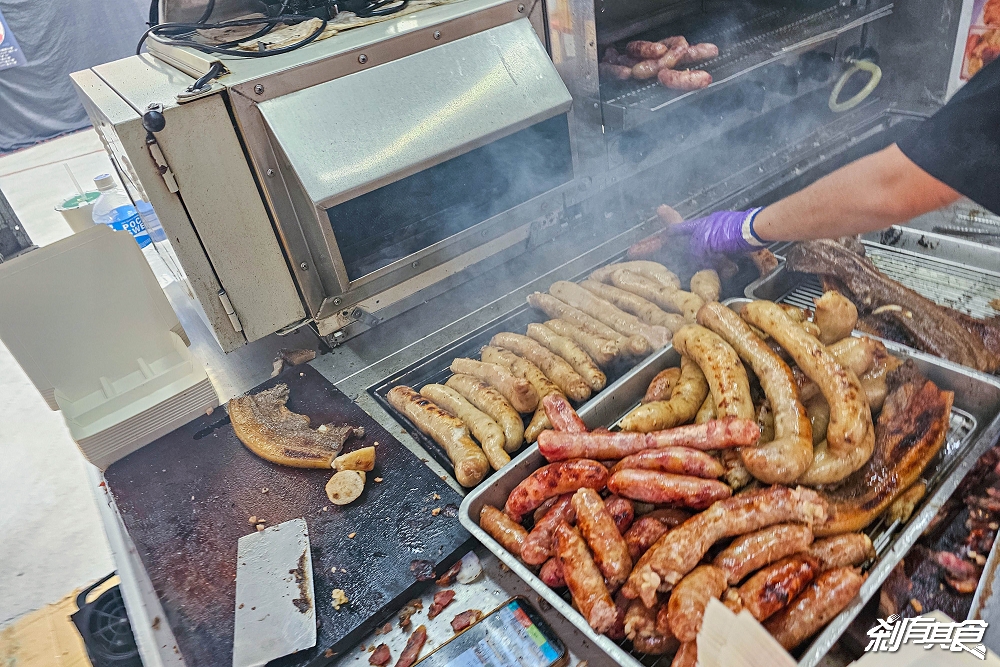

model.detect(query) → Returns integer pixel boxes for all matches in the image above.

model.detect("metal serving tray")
[459,299,1000,667]
[746,226,1000,323]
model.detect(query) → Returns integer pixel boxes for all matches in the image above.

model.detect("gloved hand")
[671,207,767,261]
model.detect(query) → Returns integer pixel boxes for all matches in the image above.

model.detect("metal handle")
[828,58,882,112]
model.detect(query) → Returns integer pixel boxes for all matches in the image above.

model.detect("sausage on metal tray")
[814,290,858,345]
[742,301,874,486]
[420,384,509,471]
[610,446,725,479]
[671,641,698,667]
[599,62,633,80]
[607,469,732,509]
[611,270,704,321]
[623,486,829,606]
[554,521,618,634]
[387,386,489,488]
[642,367,682,403]
[538,429,650,461]
[527,293,649,357]
[697,302,813,483]
[678,42,719,65]
[526,323,606,392]
[550,281,672,349]
[712,523,815,585]
[625,516,670,560]
[658,68,712,91]
[544,318,619,367]
[808,533,875,571]
[673,324,755,420]
[626,40,668,60]
[738,554,820,621]
[541,393,587,433]
[449,358,539,413]
[764,567,864,650]
[445,374,524,453]
[490,332,592,403]
[620,356,708,432]
[480,345,559,445]
[539,557,567,587]
[581,280,686,332]
[590,260,681,289]
[522,493,575,565]
[625,599,678,655]
[604,495,636,533]
[504,459,609,522]
[572,488,633,590]
[646,416,761,450]
[689,269,721,303]
[479,505,528,557]
[667,564,728,642]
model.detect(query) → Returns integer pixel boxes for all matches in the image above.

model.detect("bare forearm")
[753,144,961,242]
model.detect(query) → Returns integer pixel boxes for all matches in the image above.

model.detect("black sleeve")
[897,56,1000,215]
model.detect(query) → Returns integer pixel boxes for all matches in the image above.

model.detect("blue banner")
[0,7,26,71]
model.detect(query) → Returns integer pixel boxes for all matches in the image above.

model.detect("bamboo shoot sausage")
[712,523,815,585]
[808,534,874,571]
[814,291,858,345]
[450,358,538,413]
[550,281,671,349]
[522,494,575,565]
[526,323,606,392]
[608,469,732,509]
[611,270,704,321]
[445,374,524,452]
[642,367,681,403]
[581,280,686,331]
[544,319,619,366]
[541,393,587,433]
[668,565,728,642]
[388,386,489,487]
[742,301,874,486]
[610,446,725,478]
[738,554,820,621]
[620,356,708,432]
[590,260,681,289]
[623,486,829,606]
[626,40,667,59]
[489,333,591,403]
[697,302,813,483]
[554,522,618,633]
[625,517,669,560]
[689,269,721,303]
[673,324,754,420]
[764,568,864,650]
[658,68,712,90]
[573,488,633,590]
[480,345,558,445]
[479,505,528,557]
[527,293,648,357]
[420,384,509,471]
[695,394,716,423]
[678,42,719,65]
[505,459,609,522]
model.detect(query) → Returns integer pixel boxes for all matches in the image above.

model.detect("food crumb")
[433,493,441,500]
[341,568,347,573]
[375,477,384,483]
[256,524,266,532]
[191,496,195,501]
[910,598,923,613]
[374,441,380,446]
[262,488,268,494]
[990,297,1000,311]
[206,406,214,415]
[324,649,334,658]
[323,506,329,511]
[152,616,161,630]
[376,622,392,635]
[318,424,328,432]
[248,516,258,524]
[348,532,357,539]
[331,589,349,610]
[431,508,441,516]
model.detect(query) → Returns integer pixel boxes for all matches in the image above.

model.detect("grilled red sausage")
[522,494,575,565]
[608,469,732,509]
[504,459,608,522]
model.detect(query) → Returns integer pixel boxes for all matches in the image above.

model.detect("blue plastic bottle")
[91,173,151,248]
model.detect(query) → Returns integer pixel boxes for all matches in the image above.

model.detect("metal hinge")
[218,289,244,333]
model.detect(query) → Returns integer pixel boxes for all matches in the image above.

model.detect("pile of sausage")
[473,294,923,662]
[601,36,717,91]
[388,261,721,487]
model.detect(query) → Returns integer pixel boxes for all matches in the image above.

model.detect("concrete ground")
[0,129,116,627]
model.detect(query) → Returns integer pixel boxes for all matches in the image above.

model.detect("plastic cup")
[55,192,101,233]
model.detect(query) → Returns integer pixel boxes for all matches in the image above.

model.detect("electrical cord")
[188,60,225,91]
[136,12,328,57]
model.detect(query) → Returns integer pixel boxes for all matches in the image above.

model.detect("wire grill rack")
[602,2,893,117]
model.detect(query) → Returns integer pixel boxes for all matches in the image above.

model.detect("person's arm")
[752,144,961,242]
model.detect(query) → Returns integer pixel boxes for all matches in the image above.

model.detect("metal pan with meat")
[460,297,1000,667]
[372,260,725,487]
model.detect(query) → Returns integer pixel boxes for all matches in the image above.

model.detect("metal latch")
[142,103,179,193]
[218,289,244,333]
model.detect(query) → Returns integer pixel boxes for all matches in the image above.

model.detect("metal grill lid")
[258,18,572,211]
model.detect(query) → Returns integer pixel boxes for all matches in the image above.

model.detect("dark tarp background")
[0,0,151,153]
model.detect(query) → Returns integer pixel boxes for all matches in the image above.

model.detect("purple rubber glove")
[672,207,767,261]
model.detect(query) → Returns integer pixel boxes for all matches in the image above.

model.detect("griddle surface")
[105,365,470,667]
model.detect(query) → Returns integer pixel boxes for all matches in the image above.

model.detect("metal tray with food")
[458,299,1000,667]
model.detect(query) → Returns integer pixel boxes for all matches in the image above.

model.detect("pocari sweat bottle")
[91,174,151,247]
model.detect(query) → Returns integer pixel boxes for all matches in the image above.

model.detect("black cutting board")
[104,364,472,667]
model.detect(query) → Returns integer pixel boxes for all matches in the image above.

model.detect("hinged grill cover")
[258,18,572,210]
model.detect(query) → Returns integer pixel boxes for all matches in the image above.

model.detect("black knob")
[143,109,166,133]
